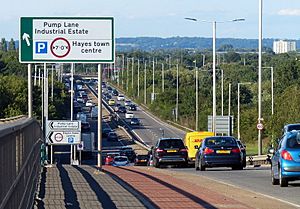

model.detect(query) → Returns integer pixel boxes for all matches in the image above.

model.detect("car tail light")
[231,148,241,153]
[281,150,293,161]
[204,147,214,154]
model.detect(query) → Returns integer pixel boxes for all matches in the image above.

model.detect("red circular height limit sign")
[50,37,71,58]
[257,123,264,130]
[54,133,63,142]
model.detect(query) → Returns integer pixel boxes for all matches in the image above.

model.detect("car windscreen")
[158,139,185,149]
[204,137,237,147]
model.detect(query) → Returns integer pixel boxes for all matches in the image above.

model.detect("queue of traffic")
[87,79,300,188]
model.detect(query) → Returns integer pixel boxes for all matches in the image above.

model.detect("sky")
[2,0,300,40]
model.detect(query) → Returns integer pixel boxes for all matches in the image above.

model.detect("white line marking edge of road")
[202,175,300,208]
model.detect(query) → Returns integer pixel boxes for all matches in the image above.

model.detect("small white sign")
[47,131,81,144]
[48,120,80,130]
[77,141,84,151]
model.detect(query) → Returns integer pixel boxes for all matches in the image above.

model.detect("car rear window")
[158,139,185,149]
[114,157,127,162]
[286,135,300,149]
[205,137,237,147]
[287,125,300,132]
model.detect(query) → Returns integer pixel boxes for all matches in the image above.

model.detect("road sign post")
[20,17,114,63]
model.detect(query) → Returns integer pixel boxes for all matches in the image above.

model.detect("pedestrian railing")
[0,118,42,209]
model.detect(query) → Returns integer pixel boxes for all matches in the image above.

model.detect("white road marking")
[204,176,300,208]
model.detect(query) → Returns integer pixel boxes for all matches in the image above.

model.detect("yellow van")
[184,131,214,163]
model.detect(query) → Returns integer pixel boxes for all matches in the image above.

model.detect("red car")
[105,155,114,165]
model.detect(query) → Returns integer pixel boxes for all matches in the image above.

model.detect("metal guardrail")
[0,118,42,209]
[0,115,26,124]
[247,155,271,166]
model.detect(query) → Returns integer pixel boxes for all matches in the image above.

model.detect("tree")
[8,38,15,51]
[218,44,234,52]
[0,38,7,51]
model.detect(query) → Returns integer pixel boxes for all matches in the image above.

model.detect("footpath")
[34,164,297,209]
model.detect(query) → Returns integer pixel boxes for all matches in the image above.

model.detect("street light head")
[184,17,198,22]
[232,18,245,22]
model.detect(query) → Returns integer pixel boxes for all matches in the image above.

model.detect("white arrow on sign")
[22,33,30,46]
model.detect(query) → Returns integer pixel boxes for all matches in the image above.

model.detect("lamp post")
[194,60,199,130]
[152,58,155,103]
[126,58,129,91]
[137,59,140,97]
[228,83,231,116]
[238,82,252,140]
[144,60,147,104]
[185,17,245,135]
[176,61,179,121]
[131,58,134,89]
[161,63,165,92]
[258,0,263,155]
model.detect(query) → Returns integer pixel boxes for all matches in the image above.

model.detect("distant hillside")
[116,37,300,52]
[14,37,300,52]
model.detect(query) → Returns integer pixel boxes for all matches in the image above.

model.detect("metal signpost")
[20,17,115,170]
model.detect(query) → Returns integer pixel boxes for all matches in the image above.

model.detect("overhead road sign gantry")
[19,17,114,63]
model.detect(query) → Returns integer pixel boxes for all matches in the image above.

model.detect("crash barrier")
[0,118,42,209]
[0,115,26,124]
[247,155,271,166]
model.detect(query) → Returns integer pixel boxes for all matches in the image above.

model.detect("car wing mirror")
[194,145,199,149]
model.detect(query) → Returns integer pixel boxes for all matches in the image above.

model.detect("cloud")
[278,9,300,16]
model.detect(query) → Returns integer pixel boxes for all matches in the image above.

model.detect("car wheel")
[279,166,288,187]
[271,168,279,185]
[232,164,243,170]
[243,158,247,168]
[195,161,200,171]
[154,159,160,168]
[199,161,206,171]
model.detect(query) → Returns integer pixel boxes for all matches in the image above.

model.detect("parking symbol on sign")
[36,42,48,54]
[68,137,74,143]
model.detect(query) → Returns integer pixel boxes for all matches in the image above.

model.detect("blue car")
[270,130,300,187]
[195,136,243,171]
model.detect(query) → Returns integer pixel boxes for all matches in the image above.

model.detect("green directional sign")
[19,17,115,63]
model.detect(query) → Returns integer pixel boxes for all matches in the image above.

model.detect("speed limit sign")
[257,123,264,130]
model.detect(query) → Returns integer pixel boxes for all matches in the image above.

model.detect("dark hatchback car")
[112,89,119,96]
[134,155,149,166]
[195,136,243,171]
[118,106,127,113]
[128,104,137,111]
[130,118,140,126]
[152,138,188,168]
[120,146,136,162]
